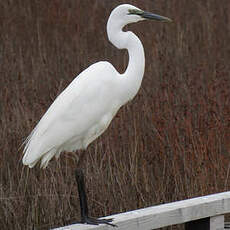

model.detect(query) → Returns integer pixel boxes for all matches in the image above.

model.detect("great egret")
[23,4,172,226]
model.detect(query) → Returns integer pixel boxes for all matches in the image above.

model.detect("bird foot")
[81,216,117,227]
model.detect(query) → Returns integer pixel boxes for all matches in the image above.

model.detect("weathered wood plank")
[53,191,230,230]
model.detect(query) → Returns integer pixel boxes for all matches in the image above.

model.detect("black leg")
[75,169,117,227]
[75,169,88,221]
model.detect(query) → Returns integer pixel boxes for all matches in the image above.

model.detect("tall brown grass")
[0,0,229,229]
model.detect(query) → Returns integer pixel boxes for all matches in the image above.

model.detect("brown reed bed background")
[0,0,230,229]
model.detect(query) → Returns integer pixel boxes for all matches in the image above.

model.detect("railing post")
[185,215,224,230]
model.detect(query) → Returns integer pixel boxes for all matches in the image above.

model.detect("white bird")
[23,4,171,226]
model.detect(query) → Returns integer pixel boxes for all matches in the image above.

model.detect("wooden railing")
[53,191,230,230]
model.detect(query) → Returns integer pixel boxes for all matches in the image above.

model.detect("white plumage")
[23,62,122,168]
[22,4,171,169]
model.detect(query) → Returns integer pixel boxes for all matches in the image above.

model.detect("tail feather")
[22,127,53,168]
[23,130,62,168]
[40,148,60,168]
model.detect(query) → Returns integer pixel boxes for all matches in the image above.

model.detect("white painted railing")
[53,191,230,230]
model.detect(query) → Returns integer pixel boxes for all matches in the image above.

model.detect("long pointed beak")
[142,11,172,23]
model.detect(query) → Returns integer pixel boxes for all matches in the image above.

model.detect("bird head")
[109,4,172,27]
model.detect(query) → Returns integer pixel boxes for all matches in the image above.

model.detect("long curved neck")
[107,19,145,102]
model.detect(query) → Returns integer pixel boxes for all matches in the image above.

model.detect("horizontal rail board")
[53,191,230,230]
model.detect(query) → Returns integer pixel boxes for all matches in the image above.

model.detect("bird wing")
[23,61,120,168]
